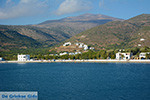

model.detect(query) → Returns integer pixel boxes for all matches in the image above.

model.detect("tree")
[121,54,125,59]
[96,51,101,59]
[146,54,150,59]
[100,50,107,59]
[75,54,81,59]
[37,54,42,60]
[108,51,116,59]
[131,48,140,55]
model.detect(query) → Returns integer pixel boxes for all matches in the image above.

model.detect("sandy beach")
[1,59,150,63]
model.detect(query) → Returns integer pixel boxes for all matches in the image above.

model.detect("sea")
[0,63,150,100]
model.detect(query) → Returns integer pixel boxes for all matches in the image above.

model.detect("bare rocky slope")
[65,14,150,50]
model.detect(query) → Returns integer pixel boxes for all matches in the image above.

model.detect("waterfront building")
[18,54,30,61]
[139,53,146,59]
[139,52,150,59]
[116,52,133,60]
[0,57,5,61]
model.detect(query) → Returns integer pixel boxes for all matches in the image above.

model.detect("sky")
[0,0,150,25]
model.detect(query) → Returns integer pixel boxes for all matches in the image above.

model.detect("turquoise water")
[0,63,150,100]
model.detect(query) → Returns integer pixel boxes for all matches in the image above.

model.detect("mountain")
[35,13,123,36]
[64,14,150,50]
[0,14,122,51]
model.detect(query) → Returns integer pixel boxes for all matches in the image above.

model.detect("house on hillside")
[18,54,30,61]
[75,52,82,55]
[59,52,68,56]
[89,47,95,50]
[69,53,75,55]
[78,43,84,48]
[138,44,141,47]
[140,38,145,41]
[75,43,80,46]
[116,52,133,60]
[63,42,71,46]
[83,45,88,50]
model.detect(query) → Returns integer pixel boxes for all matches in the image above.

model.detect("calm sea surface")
[0,63,150,100]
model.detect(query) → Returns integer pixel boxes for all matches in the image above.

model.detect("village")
[1,41,150,63]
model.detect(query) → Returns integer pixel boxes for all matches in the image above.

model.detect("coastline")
[1,59,150,63]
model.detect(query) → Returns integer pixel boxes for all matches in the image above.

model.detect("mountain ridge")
[38,13,123,24]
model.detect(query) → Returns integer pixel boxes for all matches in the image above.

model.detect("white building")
[138,44,141,47]
[139,53,146,59]
[79,43,84,48]
[75,52,82,55]
[49,54,54,56]
[139,52,150,59]
[0,57,5,61]
[75,43,80,46]
[59,52,68,56]
[63,42,71,46]
[18,54,30,61]
[140,38,145,41]
[83,45,88,50]
[89,47,95,50]
[69,53,75,55]
[116,52,133,60]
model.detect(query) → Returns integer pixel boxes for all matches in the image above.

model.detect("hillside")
[0,25,69,51]
[0,13,122,51]
[64,14,150,50]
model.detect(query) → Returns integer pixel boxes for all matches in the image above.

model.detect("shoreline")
[1,59,150,63]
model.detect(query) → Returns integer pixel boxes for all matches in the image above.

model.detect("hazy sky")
[0,0,150,25]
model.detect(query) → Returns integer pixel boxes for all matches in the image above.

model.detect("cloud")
[56,0,92,15]
[99,0,104,7]
[0,0,47,19]
[20,0,30,3]
[6,0,12,4]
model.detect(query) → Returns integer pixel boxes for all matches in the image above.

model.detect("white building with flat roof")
[0,57,5,61]
[89,47,95,50]
[59,52,68,56]
[75,52,82,55]
[140,38,145,41]
[69,53,75,55]
[63,42,71,46]
[139,53,146,59]
[18,54,30,61]
[83,45,88,50]
[116,52,133,60]
[139,52,150,59]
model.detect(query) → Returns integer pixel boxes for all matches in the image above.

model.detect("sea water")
[0,63,150,100]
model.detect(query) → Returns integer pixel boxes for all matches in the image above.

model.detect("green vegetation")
[0,48,50,60]
[1,46,150,60]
